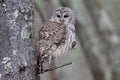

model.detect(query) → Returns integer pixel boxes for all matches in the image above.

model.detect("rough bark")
[0,0,36,80]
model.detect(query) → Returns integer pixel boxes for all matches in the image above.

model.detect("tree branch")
[44,62,72,73]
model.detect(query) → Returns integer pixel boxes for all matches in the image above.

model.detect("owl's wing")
[39,20,66,44]
[38,20,66,60]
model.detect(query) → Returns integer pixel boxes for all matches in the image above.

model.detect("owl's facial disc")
[50,7,75,25]
[55,11,71,24]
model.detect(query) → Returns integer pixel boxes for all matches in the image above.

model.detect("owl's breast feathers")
[38,20,76,59]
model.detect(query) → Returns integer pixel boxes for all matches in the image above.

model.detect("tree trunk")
[0,0,36,80]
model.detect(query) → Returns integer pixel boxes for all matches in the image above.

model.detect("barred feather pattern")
[52,24,76,57]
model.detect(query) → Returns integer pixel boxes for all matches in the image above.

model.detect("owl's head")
[50,7,76,25]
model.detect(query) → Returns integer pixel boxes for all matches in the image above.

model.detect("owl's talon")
[72,41,76,48]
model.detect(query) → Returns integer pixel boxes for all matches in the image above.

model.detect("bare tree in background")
[0,0,36,80]
[83,0,120,80]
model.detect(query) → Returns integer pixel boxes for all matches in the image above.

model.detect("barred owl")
[37,7,76,73]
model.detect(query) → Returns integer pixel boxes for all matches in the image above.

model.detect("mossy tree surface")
[0,0,36,80]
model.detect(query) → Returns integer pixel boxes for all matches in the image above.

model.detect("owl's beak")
[60,19,64,23]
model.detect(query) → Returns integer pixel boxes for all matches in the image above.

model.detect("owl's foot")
[72,41,77,48]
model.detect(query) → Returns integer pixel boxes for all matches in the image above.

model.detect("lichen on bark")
[21,24,31,39]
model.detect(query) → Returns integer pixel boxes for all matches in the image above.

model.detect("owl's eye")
[57,14,61,18]
[64,15,69,18]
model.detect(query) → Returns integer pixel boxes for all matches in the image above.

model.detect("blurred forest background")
[35,0,120,80]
